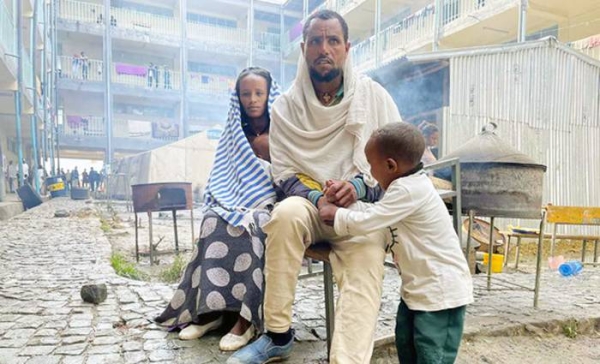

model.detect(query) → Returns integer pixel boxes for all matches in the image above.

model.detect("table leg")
[504,236,511,268]
[487,216,495,290]
[148,211,153,266]
[190,208,195,245]
[515,237,522,269]
[582,240,587,263]
[594,240,599,263]
[466,210,474,271]
[173,210,179,254]
[134,213,139,262]
[534,210,546,309]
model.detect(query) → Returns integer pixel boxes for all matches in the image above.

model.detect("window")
[188,62,236,77]
[112,0,173,17]
[187,13,236,28]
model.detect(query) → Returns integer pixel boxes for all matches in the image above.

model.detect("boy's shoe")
[226,330,295,364]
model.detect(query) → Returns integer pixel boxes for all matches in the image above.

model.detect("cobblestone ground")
[0,199,599,364]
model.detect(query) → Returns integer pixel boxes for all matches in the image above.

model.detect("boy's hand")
[323,180,357,208]
[318,199,339,226]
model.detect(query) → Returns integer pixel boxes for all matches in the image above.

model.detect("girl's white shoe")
[178,317,223,340]
[219,325,255,351]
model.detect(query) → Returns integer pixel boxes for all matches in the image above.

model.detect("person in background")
[82,169,89,188]
[71,167,79,188]
[71,54,80,79]
[319,122,472,364]
[80,52,89,80]
[22,160,30,187]
[7,160,16,193]
[163,65,171,89]
[65,170,72,191]
[148,63,155,88]
[89,167,99,191]
[154,64,160,88]
[418,121,439,164]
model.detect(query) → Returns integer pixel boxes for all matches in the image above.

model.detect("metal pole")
[279,4,285,87]
[30,0,40,193]
[518,0,528,42]
[52,0,60,173]
[433,0,442,51]
[487,216,495,290]
[103,0,113,172]
[41,0,48,164]
[14,0,25,187]
[303,0,308,19]
[180,0,189,138]
[374,0,381,67]
[48,1,55,175]
[247,0,254,67]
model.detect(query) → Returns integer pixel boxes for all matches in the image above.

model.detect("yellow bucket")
[482,253,504,273]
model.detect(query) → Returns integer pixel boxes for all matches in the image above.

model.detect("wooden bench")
[503,205,600,268]
[303,242,334,359]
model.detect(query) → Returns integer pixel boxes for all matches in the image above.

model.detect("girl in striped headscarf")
[156,67,280,352]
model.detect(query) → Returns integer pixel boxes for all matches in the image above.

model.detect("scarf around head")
[269,51,402,188]
[203,80,281,227]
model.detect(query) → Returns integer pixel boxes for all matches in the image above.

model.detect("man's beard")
[309,65,342,83]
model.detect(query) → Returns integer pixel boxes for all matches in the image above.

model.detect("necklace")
[321,93,333,105]
[252,121,269,136]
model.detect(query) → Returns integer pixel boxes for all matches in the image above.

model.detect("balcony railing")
[0,1,16,68]
[187,21,246,48]
[112,63,181,90]
[61,116,177,142]
[63,116,106,136]
[255,32,280,54]
[59,0,104,24]
[187,72,233,96]
[59,55,104,81]
[110,7,179,36]
[351,0,505,71]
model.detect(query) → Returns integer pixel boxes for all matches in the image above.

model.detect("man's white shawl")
[270,53,402,187]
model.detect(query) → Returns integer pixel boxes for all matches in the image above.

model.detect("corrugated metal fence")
[443,41,600,234]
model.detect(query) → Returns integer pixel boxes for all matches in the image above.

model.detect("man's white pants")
[262,197,387,364]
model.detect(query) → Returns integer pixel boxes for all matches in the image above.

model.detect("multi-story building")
[2,0,600,180]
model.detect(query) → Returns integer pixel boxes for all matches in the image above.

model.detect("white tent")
[110,131,219,201]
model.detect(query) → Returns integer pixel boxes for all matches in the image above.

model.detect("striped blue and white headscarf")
[203,73,281,227]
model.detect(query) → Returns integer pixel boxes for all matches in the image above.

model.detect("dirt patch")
[95,201,199,283]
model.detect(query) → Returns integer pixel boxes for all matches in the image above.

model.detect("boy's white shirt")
[334,172,474,312]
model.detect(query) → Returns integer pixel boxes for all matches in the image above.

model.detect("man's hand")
[324,180,357,208]
[318,198,339,226]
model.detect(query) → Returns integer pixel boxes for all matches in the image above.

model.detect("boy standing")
[319,122,473,364]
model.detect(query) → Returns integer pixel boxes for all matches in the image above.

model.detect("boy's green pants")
[395,300,466,364]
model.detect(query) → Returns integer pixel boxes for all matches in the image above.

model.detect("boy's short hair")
[371,122,426,167]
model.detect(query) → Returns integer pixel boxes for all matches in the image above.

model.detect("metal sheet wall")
[444,43,600,234]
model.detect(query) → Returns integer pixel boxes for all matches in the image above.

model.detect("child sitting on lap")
[319,122,473,364]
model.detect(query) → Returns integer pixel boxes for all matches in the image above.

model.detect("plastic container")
[482,253,504,273]
[558,261,583,277]
[46,176,67,198]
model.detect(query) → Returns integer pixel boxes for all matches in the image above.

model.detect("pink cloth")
[115,63,147,76]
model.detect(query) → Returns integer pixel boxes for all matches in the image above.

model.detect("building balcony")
[255,32,281,56]
[58,116,176,152]
[187,72,233,106]
[186,21,247,55]
[351,0,516,73]
[58,0,180,45]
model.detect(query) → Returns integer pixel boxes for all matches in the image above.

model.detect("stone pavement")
[0,199,599,364]
[0,193,24,221]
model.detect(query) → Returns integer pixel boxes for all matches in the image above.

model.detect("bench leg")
[323,262,335,360]
[504,236,511,268]
[515,237,522,269]
[534,211,545,309]
[582,240,587,263]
